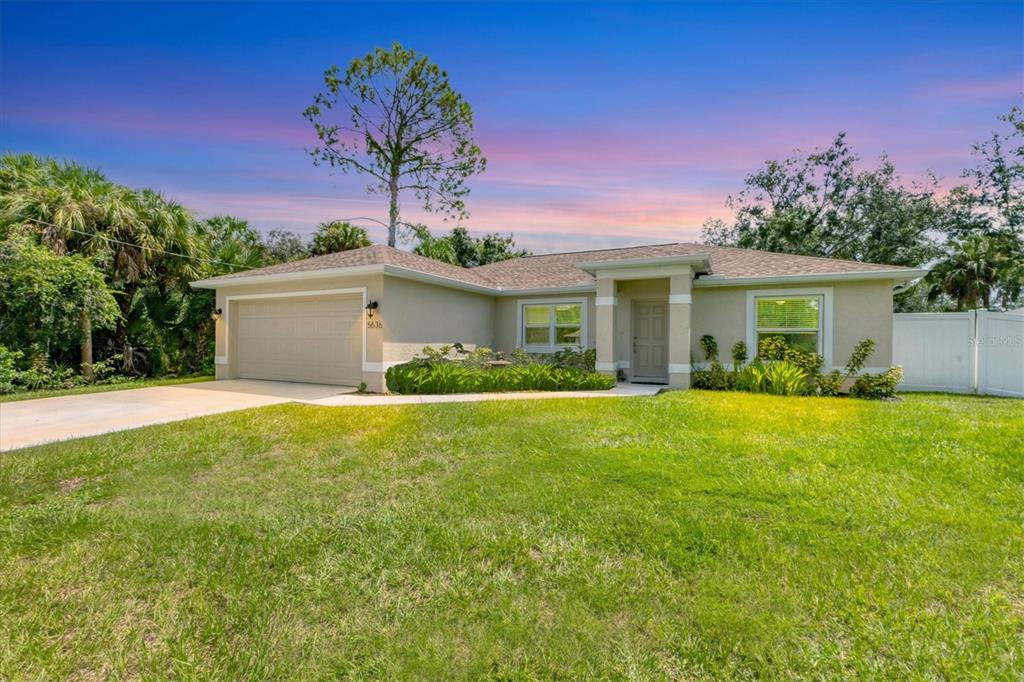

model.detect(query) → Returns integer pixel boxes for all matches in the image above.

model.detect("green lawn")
[0,375,214,402]
[1,392,1021,679]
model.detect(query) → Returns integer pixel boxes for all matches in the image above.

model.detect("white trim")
[596,362,616,372]
[593,264,695,281]
[363,360,404,373]
[577,254,711,272]
[695,269,928,288]
[596,297,618,307]
[380,264,496,295]
[668,294,692,304]
[668,363,692,374]
[214,355,228,365]
[494,285,595,297]
[516,297,588,352]
[746,287,834,369]
[616,360,630,369]
[193,264,384,289]
[193,254,928,296]
[223,287,368,373]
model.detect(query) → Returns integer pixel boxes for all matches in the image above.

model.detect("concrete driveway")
[1,380,662,451]
[0,380,357,451]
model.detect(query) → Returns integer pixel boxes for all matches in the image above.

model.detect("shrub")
[385,361,615,394]
[850,366,903,400]
[736,359,809,396]
[692,360,733,391]
[816,370,843,397]
[731,341,748,371]
[757,336,789,362]
[699,335,719,362]
[844,338,876,376]
[550,347,597,371]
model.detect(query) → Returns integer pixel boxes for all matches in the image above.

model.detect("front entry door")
[632,299,668,382]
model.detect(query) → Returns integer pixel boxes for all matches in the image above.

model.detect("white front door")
[632,299,668,382]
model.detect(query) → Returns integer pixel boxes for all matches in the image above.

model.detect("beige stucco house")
[191,243,927,392]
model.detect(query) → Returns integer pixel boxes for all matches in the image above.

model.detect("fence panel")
[976,312,1024,398]
[893,313,976,393]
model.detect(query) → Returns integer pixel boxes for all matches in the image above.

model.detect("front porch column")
[668,271,693,389]
[595,277,616,377]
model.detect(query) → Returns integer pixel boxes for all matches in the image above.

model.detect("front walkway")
[0,380,662,451]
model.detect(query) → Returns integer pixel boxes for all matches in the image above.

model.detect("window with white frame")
[520,301,584,349]
[754,295,823,354]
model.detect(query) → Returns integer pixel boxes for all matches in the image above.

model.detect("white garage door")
[235,295,363,386]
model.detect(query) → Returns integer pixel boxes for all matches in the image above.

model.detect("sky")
[1,1,1021,252]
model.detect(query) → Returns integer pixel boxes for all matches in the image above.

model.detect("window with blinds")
[755,295,822,354]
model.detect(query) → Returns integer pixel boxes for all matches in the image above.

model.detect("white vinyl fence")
[893,311,1024,397]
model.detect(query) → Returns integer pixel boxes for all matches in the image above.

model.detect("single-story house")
[191,243,928,392]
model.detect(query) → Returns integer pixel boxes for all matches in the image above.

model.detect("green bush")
[692,360,733,391]
[699,335,719,362]
[736,359,810,396]
[731,341,748,370]
[386,361,615,394]
[850,366,903,400]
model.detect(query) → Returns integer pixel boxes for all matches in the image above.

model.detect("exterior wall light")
[211,307,223,320]
[365,301,379,318]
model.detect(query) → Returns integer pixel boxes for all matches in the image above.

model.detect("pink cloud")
[918,74,1023,101]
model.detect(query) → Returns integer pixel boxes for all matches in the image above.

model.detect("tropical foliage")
[0,154,380,389]
[691,335,901,399]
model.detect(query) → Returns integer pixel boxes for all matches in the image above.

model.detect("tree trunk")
[80,309,94,382]
[387,165,400,247]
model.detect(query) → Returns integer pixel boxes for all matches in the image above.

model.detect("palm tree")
[927,234,1001,310]
[309,220,371,255]
[0,154,132,377]
[0,154,206,376]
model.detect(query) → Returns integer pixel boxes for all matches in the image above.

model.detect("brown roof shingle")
[471,242,915,289]
[199,242,917,290]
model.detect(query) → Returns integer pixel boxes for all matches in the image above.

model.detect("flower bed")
[385,344,616,395]
[691,336,903,399]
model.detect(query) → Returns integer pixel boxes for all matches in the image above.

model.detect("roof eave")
[692,268,930,288]
[190,262,498,294]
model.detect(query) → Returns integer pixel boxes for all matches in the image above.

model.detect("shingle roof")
[212,244,496,288]
[198,241,918,291]
[472,242,916,289]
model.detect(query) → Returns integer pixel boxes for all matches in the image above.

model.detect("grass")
[0,374,214,402]
[1,391,1021,679]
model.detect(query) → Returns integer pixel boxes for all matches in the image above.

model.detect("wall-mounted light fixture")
[364,300,379,319]
[211,307,223,321]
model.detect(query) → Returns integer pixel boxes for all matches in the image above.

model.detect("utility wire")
[24,217,245,271]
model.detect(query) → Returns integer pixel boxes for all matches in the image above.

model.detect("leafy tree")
[264,228,309,263]
[309,220,371,255]
[927,106,1024,310]
[304,43,486,247]
[410,225,529,267]
[0,230,119,369]
[702,133,942,267]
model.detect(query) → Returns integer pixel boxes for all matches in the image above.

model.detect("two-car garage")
[233,293,364,386]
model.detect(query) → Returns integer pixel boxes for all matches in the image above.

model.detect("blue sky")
[2,1,1021,251]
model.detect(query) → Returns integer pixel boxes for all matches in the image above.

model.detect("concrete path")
[1,380,662,451]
